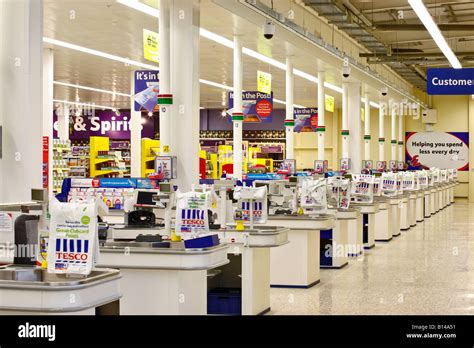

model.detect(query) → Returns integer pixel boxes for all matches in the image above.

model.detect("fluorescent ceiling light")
[116,0,160,17]
[53,99,115,110]
[43,37,158,70]
[200,79,233,91]
[200,28,234,48]
[273,98,307,109]
[408,0,462,69]
[54,81,131,97]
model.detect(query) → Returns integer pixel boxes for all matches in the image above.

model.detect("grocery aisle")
[270,201,474,315]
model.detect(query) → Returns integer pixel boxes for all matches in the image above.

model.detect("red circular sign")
[256,100,272,119]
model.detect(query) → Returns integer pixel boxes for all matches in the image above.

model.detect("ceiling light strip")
[53,99,115,110]
[116,0,160,17]
[43,37,159,70]
[409,0,461,69]
[54,81,131,97]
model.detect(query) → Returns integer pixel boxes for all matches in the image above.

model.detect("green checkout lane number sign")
[143,29,159,63]
[257,71,272,94]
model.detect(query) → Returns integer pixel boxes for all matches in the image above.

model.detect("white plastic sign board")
[233,186,268,224]
[175,191,210,238]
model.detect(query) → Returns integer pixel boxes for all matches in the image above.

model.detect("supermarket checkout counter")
[0,265,121,315]
[326,207,362,258]
[386,196,401,237]
[0,191,122,315]
[267,214,335,288]
[98,240,229,315]
[373,196,391,241]
[351,201,380,249]
[399,193,410,231]
[213,226,289,315]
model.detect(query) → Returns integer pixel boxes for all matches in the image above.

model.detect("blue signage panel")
[427,68,474,95]
[134,70,160,112]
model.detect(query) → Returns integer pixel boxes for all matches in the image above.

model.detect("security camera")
[381,87,388,96]
[263,20,275,40]
[342,66,351,78]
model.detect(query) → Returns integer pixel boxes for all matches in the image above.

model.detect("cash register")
[110,183,173,241]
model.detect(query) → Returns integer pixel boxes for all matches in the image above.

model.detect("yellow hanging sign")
[143,29,159,63]
[257,71,272,94]
[361,107,365,122]
[325,94,334,113]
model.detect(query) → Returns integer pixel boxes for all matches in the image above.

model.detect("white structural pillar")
[341,83,349,159]
[391,101,397,161]
[43,49,54,196]
[364,93,371,160]
[285,57,295,160]
[347,82,362,173]
[130,72,142,177]
[378,101,385,162]
[158,0,171,156]
[232,35,243,181]
[317,71,326,160]
[0,0,43,202]
[398,108,404,163]
[57,104,69,140]
[169,0,200,191]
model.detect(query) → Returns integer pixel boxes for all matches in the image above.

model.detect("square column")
[347,82,361,173]
[169,0,200,191]
[0,0,43,202]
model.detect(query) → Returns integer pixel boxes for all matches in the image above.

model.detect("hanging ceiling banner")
[227,91,273,123]
[325,94,335,113]
[257,70,272,94]
[134,70,160,112]
[294,108,318,133]
[143,29,159,63]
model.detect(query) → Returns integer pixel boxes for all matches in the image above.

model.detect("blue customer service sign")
[427,68,474,95]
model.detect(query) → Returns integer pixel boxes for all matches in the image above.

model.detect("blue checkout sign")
[427,68,474,95]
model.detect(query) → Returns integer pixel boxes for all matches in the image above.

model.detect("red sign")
[42,136,49,189]
[256,100,272,119]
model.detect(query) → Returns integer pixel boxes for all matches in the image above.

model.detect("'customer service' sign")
[427,68,474,95]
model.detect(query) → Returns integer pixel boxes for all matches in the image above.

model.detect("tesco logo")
[55,252,88,261]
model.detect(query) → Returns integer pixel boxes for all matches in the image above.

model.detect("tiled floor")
[269,200,474,315]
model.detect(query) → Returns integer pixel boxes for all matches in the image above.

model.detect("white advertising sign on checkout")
[47,199,98,275]
[406,132,469,171]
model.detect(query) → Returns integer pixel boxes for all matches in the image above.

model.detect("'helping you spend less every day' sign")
[405,132,469,171]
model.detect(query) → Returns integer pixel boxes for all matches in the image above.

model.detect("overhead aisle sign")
[143,29,159,63]
[427,68,474,95]
[405,131,469,171]
[294,108,318,133]
[325,95,334,113]
[257,71,272,94]
[134,70,159,112]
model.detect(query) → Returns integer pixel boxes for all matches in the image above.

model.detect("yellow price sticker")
[163,145,170,153]
[257,70,272,94]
